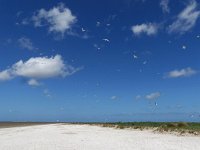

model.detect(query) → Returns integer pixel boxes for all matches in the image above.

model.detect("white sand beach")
[0,124,199,150]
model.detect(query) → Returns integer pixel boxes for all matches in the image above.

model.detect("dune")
[0,124,199,150]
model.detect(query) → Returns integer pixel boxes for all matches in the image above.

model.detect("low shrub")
[167,123,177,128]
[177,122,188,128]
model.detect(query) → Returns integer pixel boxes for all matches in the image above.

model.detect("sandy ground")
[0,124,199,150]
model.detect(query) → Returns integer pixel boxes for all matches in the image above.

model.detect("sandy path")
[0,124,199,150]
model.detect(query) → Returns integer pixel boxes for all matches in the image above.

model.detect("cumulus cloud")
[32,3,77,36]
[168,1,200,34]
[131,23,158,36]
[12,55,68,78]
[165,67,197,78]
[0,55,82,84]
[18,37,36,51]
[0,70,13,81]
[160,0,170,13]
[145,92,161,100]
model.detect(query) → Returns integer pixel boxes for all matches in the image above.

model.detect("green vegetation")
[99,122,200,135]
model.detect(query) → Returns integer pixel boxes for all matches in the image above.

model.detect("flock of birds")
[77,18,200,116]
[14,10,200,121]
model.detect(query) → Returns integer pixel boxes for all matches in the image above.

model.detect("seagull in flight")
[81,28,86,32]
[182,45,187,50]
[102,38,110,42]
[94,44,101,50]
[96,22,100,27]
[143,61,147,65]
[133,54,138,59]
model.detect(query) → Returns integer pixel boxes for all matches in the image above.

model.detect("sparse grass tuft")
[116,125,126,129]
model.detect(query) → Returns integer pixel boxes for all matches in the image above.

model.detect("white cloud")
[165,67,197,78]
[0,70,13,81]
[160,0,170,13]
[0,55,82,84]
[135,95,141,100]
[110,96,118,100]
[43,89,51,98]
[21,19,29,25]
[27,79,40,86]
[18,37,35,51]
[32,3,77,36]
[145,92,161,100]
[168,0,200,34]
[131,23,158,36]
[12,55,68,78]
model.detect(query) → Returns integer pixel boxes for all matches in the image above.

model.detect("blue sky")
[0,0,200,122]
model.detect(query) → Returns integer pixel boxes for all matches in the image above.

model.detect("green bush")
[177,122,188,128]
[167,123,177,128]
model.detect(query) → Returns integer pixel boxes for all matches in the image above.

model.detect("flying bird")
[94,44,101,50]
[102,38,110,42]
[96,22,100,27]
[182,45,187,50]
[143,61,147,65]
[133,54,138,59]
[81,28,86,32]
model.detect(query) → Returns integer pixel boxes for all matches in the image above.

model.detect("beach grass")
[98,122,200,135]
